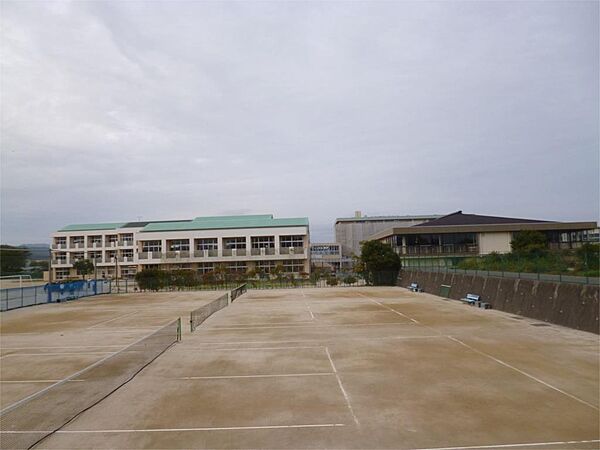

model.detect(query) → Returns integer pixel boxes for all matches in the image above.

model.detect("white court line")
[408,439,600,450]
[181,346,325,352]
[0,328,173,414]
[179,372,335,380]
[86,310,139,329]
[1,424,346,434]
[307,305,316,320]
[360,294,600,412]
[325,347,360,426]
[206,322,413,331]
[358,293,420,324]
[0,345,126,349]
[210,321,315,327]
[181,335,444,346]
[447,336,599,411]
[0,380,86,383]
[0,352,113,358]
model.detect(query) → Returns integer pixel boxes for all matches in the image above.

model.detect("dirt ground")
[1,287,598,449]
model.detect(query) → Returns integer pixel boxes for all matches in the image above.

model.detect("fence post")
[21,286,24,308]
[34,286,37,304]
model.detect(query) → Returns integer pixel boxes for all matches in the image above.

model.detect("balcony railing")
[118,240,134,247]
[139,251,162,260]
[165,251,191,259]
[281,247,304,255]
[222,248,248,257]
[72,242,85,249]
[89,242,103,248]
[193,249,218,258]
[52,243,67,250]
[107,241,118,248]
[118,256,134,263]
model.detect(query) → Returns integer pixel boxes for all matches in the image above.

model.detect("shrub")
[135,269,167,291]
[343,275,357,284]
[326,277,339,286]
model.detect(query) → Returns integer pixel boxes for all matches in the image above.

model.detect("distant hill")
[19,244,50,261]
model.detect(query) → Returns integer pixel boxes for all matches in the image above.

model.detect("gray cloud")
[1,1,598,243]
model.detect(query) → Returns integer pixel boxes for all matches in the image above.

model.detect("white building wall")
[478,232,512,255]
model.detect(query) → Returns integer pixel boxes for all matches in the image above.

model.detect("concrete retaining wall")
[400,270,599,334]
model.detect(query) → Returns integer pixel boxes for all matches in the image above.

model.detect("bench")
[459,294,492,309]
[460,293,480,306]
[408,282,423,293]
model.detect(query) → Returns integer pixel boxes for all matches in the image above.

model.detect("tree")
[135,269,167,291]
[73,259,94,277]
[510,231,548,257]
[0,245,30,275]
[359,240,401,286]
[576,243,600,273]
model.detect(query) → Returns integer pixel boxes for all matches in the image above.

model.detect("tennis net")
[190,294,229,332]
[0,318,181,450]
[230,283,247,302]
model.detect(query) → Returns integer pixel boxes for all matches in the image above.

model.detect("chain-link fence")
[411,266,599,285]
[0,280,112,312]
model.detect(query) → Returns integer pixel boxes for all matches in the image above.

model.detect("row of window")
[141,236,305,252]
[155,260,307,274]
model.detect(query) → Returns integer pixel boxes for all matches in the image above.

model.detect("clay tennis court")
[1,287,598,449]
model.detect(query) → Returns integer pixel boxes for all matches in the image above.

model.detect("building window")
[256,260,277,273]
[142,241,162,252]
[169,240,190,251]
[223,237,246,249]
[88,251,102,261]
[280,235,304,248]
[89,235,103,245]
[55,269,70,279]
[72,236,85,245]
[251,236,275,248]
[197,263,214,273]
[228,262,247,273]
[196,238,218,251]
[283,259,305,273]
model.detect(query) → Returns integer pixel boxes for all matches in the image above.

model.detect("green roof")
[141,215,309,232]
[58,222,127,232]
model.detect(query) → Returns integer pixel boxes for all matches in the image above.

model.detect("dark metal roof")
[121,220,190,228]
[414,211,552,227]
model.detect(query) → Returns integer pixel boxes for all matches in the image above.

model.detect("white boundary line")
[179,373,335,380]
[210,321,315,327]
[0,352,114,357]
[325,347,360,426]
[361,292,599,412]
[0,323,176,414]
[0,380,86,384]
[186,346,326,352]
[86,310,139,329]
[358,293,420,324]
[206,322,413,331]
[1,423,347,434]
[408,439,600,450]
[447,336,599,411]
[0,345,127,350]
[180,335,444,347]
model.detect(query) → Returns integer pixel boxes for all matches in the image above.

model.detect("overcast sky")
[1,1,598,244]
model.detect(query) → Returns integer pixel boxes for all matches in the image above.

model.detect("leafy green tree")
[576,243,600,272]
[0,245,30,275]
[343,275,357,285]
[359,240,401,285]
[73,259,94,277]
[135,269,167,291]
[510,231,548,257]
[326,277,339,286]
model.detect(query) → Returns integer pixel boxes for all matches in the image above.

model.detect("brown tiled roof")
[414,211,552,227]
